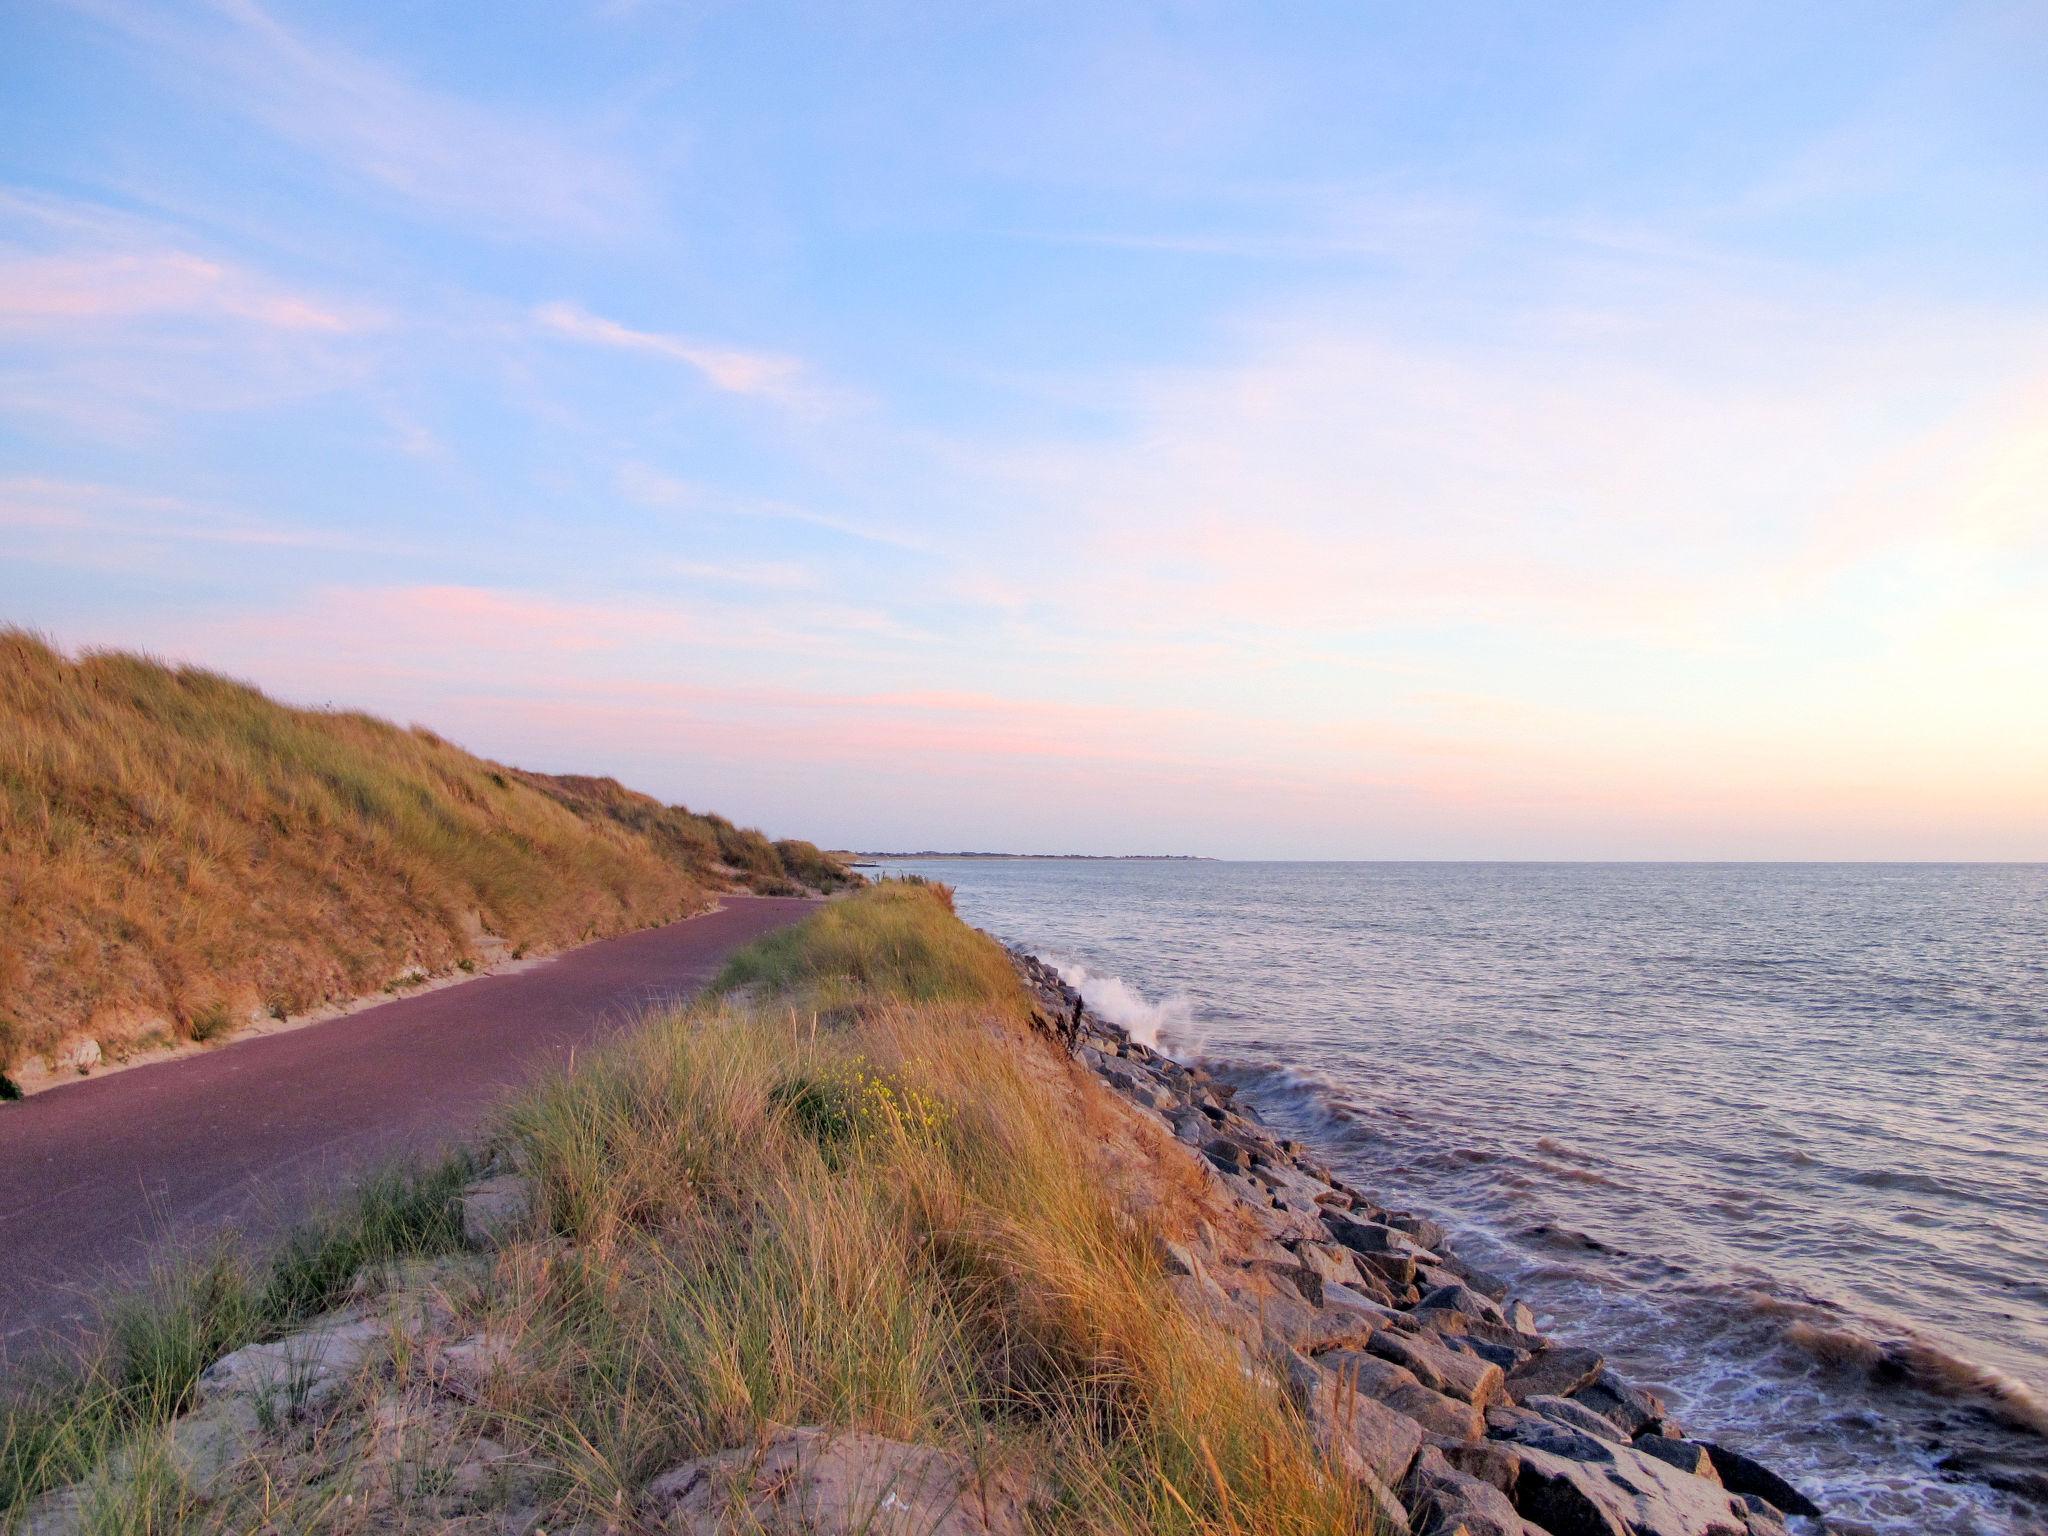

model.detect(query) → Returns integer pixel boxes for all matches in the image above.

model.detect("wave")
[1775,1319,2048,1438]
[1036,954,1195,1051]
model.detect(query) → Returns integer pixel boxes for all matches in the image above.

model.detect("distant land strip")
[850,851,1213,861]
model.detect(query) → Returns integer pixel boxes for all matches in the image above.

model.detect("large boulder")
[1694,1441,1821,1519]
[1324,1350,1486,1440]
[1505,1345,1604,1403]
[1286,1352,1427,1486]
[1511,1440,1753,1536]
[1367,1328,1506,1408]
[642,1427,1041,1535]
[1571,1369,1669,1438]
[1403,1446,1530,1536]
[1521,1394,1630,1445]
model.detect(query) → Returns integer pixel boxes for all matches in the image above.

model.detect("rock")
[437,1328,517,1397]
[1444,1261,1512,1303]
[1404,1446,1527,1536]
[1438,1439,1524,1496]
[1695,1441,1821,1519]
[1505,1345,1604,1403]
[1572,1369,1668,1438]
[1298,1284,1394,1354]
[1357,1249,1421,1288]
[1326,1213,1426,1257]
[1738,1493,1793,1534]
[1204,1140,1252,1175]
[1484,1406,1617,1464]
[1288,1352,1427,1486]
[1325,1351,1485,1440]
[1636,1436,1717,1479]
[1522,1394,1630,1445]
[1513,1441,1752,1536]
[1416,1282,1506,1325]
[1292,1241,1367,1290]
[1367,1329,1506,1408]
[199,1307,387,1411]
[1386,1213,1448,1251]
[58,1038,102,1075]
[642,1426,1040,1535]
[461,1174,532,1247]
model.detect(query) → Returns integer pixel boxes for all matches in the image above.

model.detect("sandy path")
[0,896,814,1357]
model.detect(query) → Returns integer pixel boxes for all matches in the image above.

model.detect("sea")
[864,859,2048,1535]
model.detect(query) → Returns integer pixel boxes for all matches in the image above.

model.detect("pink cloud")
[535,302,811,404]
[0,251,377,334]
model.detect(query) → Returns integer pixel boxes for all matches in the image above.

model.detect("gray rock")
[1356,1249,1421,1288]
[1506,1345,1605,1403]
[1386,1212,1449,1250]
[642,1426,1042,1535]
[1326,1213,1425,1256]
[1738,1493,1793,1534]
[1368,1328,1506,1408]
[1522,1394,1630,1445]
[199,1306,387,1411]
[461,1174,532,1248]
[1636,1436,1717,1479]
[1514,1441,1752,1536]
[1324,1350,1486,1440]
[1438,1438,1524,1496]
[1572,1369,1668,1438]
[1288,1352,1427,1486]
[1291,1240,1367,1289]
[1484,1405,1616,1464]
[1404,1446,1526,1536]
[1695,1441,1821,1519]
[1416,1282,1506,1325]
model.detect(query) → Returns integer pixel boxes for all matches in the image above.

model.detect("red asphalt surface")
[0,896,815,1360]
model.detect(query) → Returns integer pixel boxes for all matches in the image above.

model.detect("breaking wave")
[1035,954,1195,1051]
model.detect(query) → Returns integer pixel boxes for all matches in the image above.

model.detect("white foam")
[1036,953,1195,1051]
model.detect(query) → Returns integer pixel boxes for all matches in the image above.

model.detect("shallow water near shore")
[868,859,2048,1535]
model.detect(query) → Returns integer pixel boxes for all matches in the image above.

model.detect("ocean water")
[867,859,2048,1535]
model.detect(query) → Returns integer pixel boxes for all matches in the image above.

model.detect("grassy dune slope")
[0,630,852,1078]
[2,882,1369,1534]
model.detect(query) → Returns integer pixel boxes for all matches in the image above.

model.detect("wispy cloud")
[0,250,377,333]
[534,302,812,404]
[669,559,819,592]
[64,0,642,237]
[0,476,404,553]
[615,464,928,554]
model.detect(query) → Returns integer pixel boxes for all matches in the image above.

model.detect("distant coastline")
[849,851,1214,862]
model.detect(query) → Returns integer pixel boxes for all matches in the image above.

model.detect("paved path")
[0,896,813,1357]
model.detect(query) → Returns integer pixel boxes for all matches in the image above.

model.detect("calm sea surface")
[867,860,2048,1535]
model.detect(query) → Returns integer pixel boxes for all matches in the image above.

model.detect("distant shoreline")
[850,852,1214,862]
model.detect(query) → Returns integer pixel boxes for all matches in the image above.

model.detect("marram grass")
[0,883,1381,1534]
[0,628,851,1075]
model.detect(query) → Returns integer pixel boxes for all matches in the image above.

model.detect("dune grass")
[0,884,1373,1533]
[0,630,853,1078]
[0,1155,474,1518]
[480,880,1369,1533]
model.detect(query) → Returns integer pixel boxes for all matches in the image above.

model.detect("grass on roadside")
[0,1154,474,1518]
[2,883,1377,1534]
[487,879,1370,1533]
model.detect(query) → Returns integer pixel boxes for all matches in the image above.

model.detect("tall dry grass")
[483,880,1373,1533]
[0,630,850,1072]
[0,884,1376,1533]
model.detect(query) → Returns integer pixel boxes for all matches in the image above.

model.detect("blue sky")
[4,1,2045,857]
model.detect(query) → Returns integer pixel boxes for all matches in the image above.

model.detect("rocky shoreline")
[1013,948,1827,1536]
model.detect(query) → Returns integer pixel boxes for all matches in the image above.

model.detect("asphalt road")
[0,895,814,1359]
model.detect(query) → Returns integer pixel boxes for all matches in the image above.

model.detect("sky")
[3,1,2045,859]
